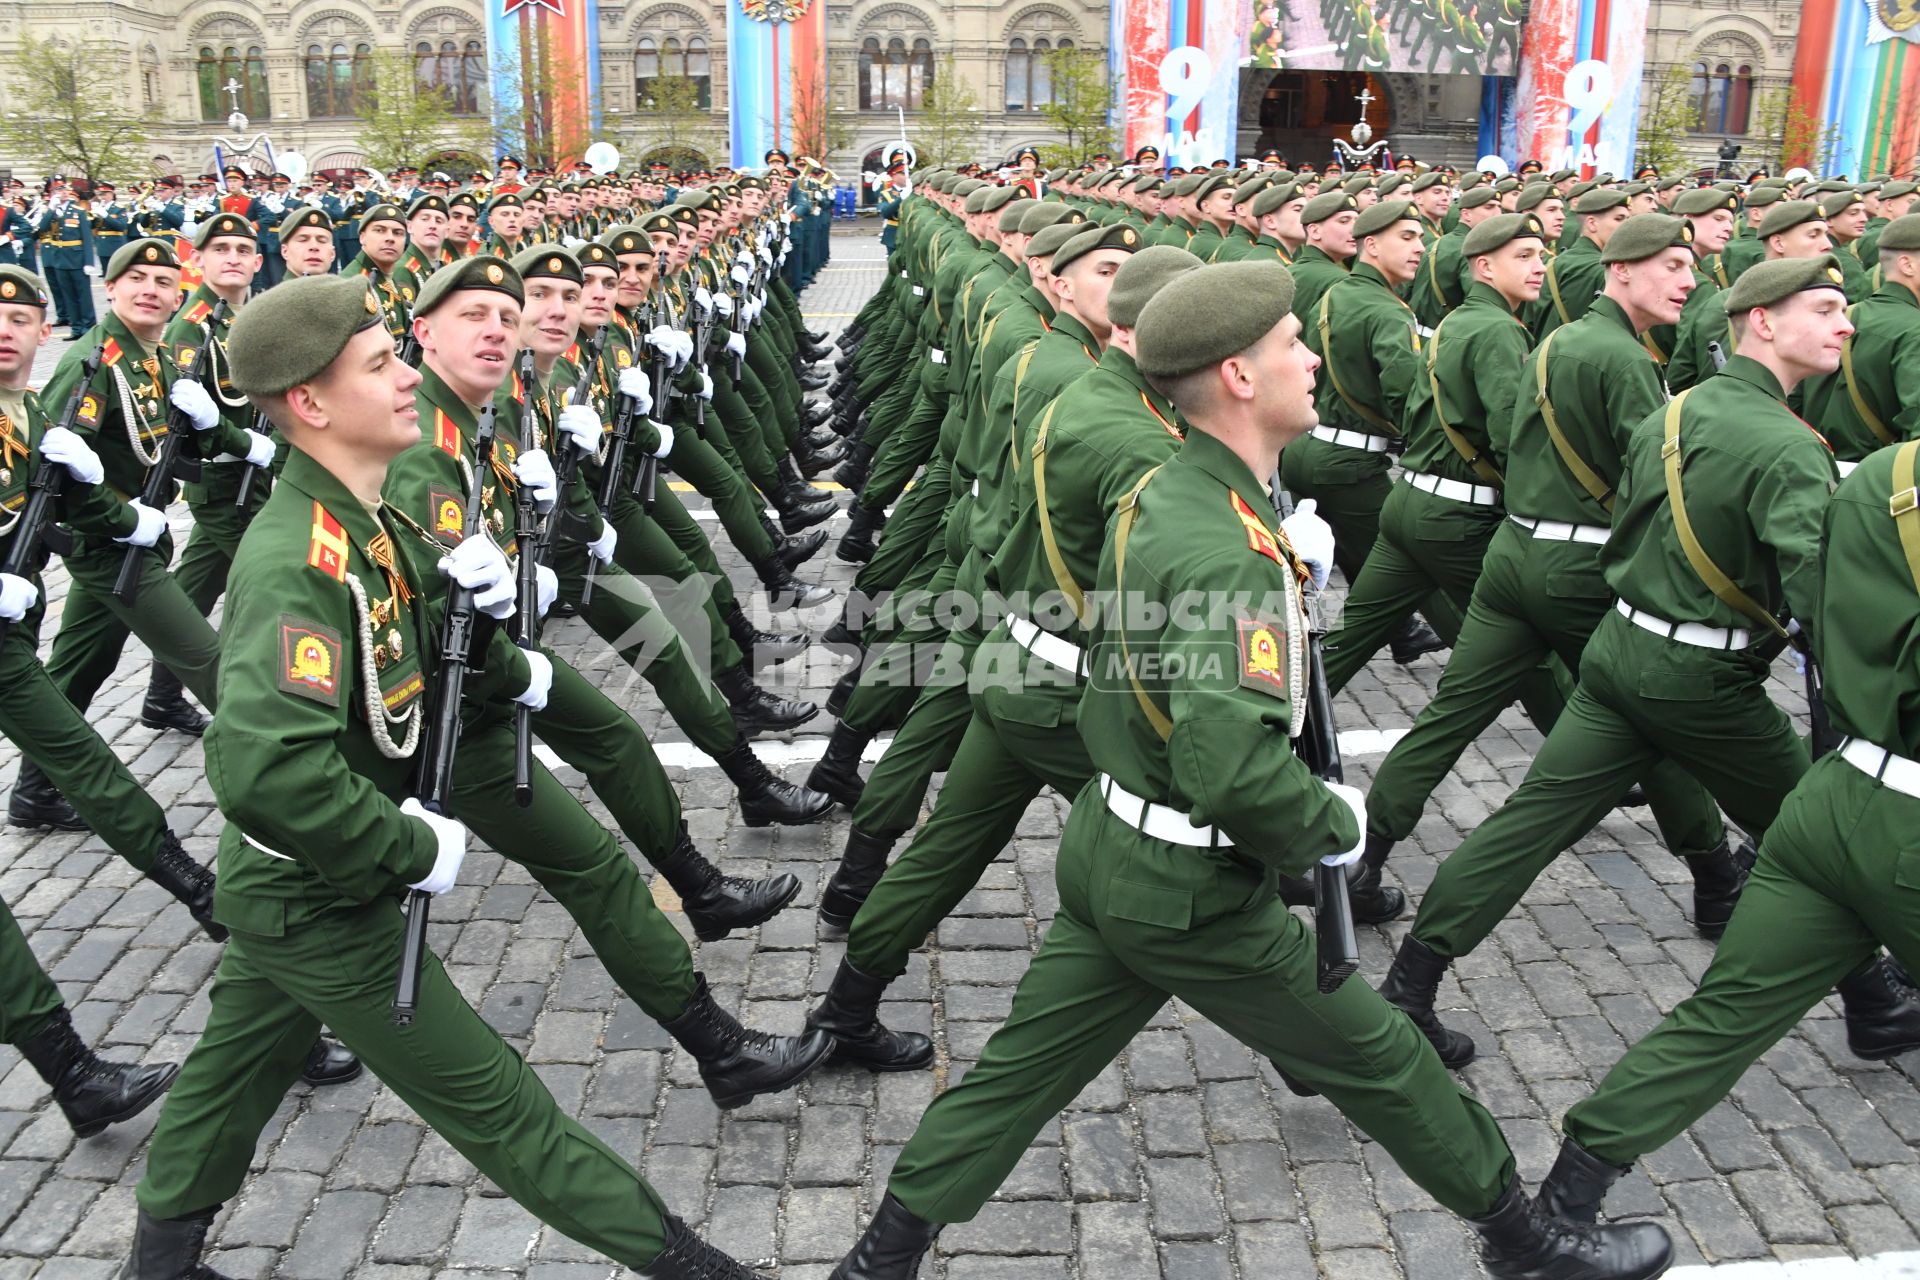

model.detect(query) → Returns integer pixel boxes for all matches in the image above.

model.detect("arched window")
[860,37,881,110]
[244,46,269,119]
[1687,61,1709,130]
[908,37,933,108]
[1726,64,1753,135]
[197,46,222,120]
[307,40,370,116]
[461,39,485,113]
[1006,38,1028,111]
[199,43,268,120]
[661,35,685,78]
[636,36,659,104]
[884,37,908,108]
[415,40,439,92]
[1690,59,1755,135]
[1032,38,1053,106]
[686,37,712,108]
[860,35,920,110]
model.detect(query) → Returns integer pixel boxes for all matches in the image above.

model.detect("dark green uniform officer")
[1802,214,1920,465]
[1379,255,1918,1068]
[1664,188,1742,392]
[1533,187,1630,340]
[825,261,1673,1280]
[124,274,777,1280]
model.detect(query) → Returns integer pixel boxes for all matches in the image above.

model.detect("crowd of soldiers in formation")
[0,139,1915,1280]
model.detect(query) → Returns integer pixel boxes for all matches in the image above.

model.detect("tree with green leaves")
[630,75,720,171]
[355,49,488,175]
[1632,63,1698,181]
[914,57,979,168]
[1037,47,1115,167]
[490,46,593,171]
[789,66,854,163]
[0,34,153,183]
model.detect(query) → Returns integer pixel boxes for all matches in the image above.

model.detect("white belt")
[970,476,980,497]
[1510,514,1609,545]
[1404,470,1500,506]
[1310,425,1391,452]
[1838,460,1859,478]
[1840,738,1920,801]
[1614,599,1749,651]
[929,347,946,364]
[912,284,926,296]
[1099,775,1231,848]
[1008,614,1088,677]
[243,832,295,862]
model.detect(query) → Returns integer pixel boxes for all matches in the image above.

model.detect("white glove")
[514,647,553,711]
[730,261,753,285]
[400,797,468,895]
[759,245,775,267]
[561,236,586,249]
[0,572,37,622]
[712,292,734,318]
[40,425,103,485]
[1321,782,1368,866]
[587,519,618,565]
[696,372,714,401]
[243,429,275,469]
[82,264,99,278]
[1787,618,1807,675]
[1279,498,1335,592]
[557,403,602,456]
[725,332,746,360]
[512,447,557,515]
[169,379,219,432]
[617,367,654,417]
[646,326,686,371]
[535,562,558,617]
[649,419,674,458]
[114,499,166,547]
[437,535,516,620]
[693,287,714,316]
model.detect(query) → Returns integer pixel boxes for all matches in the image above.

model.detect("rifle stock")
[1299,622,1360,994]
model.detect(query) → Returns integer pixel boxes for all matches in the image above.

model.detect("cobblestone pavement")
[3,226,1917,1280]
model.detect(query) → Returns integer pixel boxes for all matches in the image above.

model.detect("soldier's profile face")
[1482,238,1546,303]
[1366,221,1425,284]
[1245,313,1319,437]
[1314,211,1359,258]
[0,301,50,381]
[1762,288,1853,379]
[1775,221,1833,259]
[315,324,422,459]
[1586,206,1631,247]
[1688,209,1736,255]
[1616,247,1696,326]
[1533,199,1566,240]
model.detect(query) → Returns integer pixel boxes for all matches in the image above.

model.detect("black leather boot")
[834,437,876,492]
[661,974,834,1109]
[141,665,208,736]
[1347,833,1406,923]
[1378,935,1476,1068]
[830,1193,942,1280]
[837,503,887,564]
[654,820,803,939]
[1469,1176,1671,1280]
[798,437,849,477]
[147,832,228,942]
[808,957,934,1071]
[20,1007,177,1138]
[806,720,871,809]
[10,760,89,832]
[1837,955,1920,1060]
[301,1037,363,1087]
[823,594,868,651]
[819,828,897,931]
[721,601,808,670]
[122,1205,234,1279]
[716,664,819,736]
[799,369,830,391]
[776,490,837,535]
[1389,615,1448,665]
[754,554,835,611]
[1686,838,1754,940]
[777,527,830,570]
[1536,1136,1631,1226]
[779,456,833,505]
[825,667,861,718]
[641,1213,771,1278]
[714,734,834,828]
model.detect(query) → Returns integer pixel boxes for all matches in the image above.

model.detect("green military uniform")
[1801,216,1920,465]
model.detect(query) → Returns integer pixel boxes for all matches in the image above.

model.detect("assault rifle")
[114,301,225,605]
[0,345,100,645]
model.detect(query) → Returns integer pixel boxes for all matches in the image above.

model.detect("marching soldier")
[33,179,98,340]
[277,205,338,279]
[1802,214,1920,465]
[341,203,413,340]
[1533,186,1630,339]
[1664,187,1742,392]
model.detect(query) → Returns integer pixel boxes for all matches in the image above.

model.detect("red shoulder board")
[433,409,460,456]
[100,337,123,368]
[1229,491,1282,564]
[307,502,349,582]
[563,341,581,365]
[182,298,212,327]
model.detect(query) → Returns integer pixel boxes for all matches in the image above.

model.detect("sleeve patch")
[1235,609,1290,699]
[278,617,344,706]
[76,393,100,427]
[174,344,199,374]
[429,487,466,541]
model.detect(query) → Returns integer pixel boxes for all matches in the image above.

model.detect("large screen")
[1242,0,1522,76]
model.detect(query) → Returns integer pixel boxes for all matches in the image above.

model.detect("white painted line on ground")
[1671,1252,1920,1278]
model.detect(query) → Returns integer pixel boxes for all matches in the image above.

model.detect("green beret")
[1130,173,1163,194]
[192,211,256,250]
[1878,215,1920,253]
[664,205,698,229]
[998,198,1039,234]
[1515,183,1557,212]
[1026,221,1085,259]
[1250,182,1302,218]
[1457,186,1499,210]
[358,203,405,233]
[511,243,583,284]
[1600,213,1693,264]
[1550,168,1579,183]
[1621,181,1652,198]
[952,178,987,200]
[1051,222,1143,274]
[1108,246,1205,329]
[1459,173,1488,192]
[485,193,524,215]
[1758,200,1822,239]
[674,189,719,212]
[1461,212,1547,258]
[1673,188,1737,217]
[406,194,449,219]
[1099,171,1131,190]
[1232,175,1275,207]
[1820,191,1865,219]
[1745,187,1787,210]
[963,186,993,215]
[412,254,523,318]
[1814,179,1855,194]
[1882,180,1919,200]
[226,275,385,398]
[1572,187,1628,216]
[1724,254,1849,315]
[1020,203,1084,236]
[1045,167,1072,183]
[578,240,618,271]
[1656,176,1687,192]
[1169,173,1207,197]
[1375,174,1408,199]
[1493,177,1522,195]
[449,192,480,211]
[1352,199,1419,240]
[1342,174,1374,195]
[1136,263,1295,379]
[106,238,180,281]
[1301,190,1359,226]
[0,266,50,310]
[630,214,674,241]
[277,205,333,239]
[981,184,1022,213]
[1191,172,1234,205]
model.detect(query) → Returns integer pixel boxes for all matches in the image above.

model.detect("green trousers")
[859,363,948,515]
[843,553,961,736]
[174,462,268,616]
[847,638,1093,980]
[1322,484,1571,715]
[1412,609,1806,961]
[650,484,743,619]
[0,893,64,1044]
[886,788,1515,1223]
[44,535,221,715]
[662,406,775,564]
[1366,525,1726,856]
[1564,752,1917,1164]
[598,486,744,675]
[851,459,953,624]
[136,888,674,1267]
[846,618,981,836]
[0,600,168,863]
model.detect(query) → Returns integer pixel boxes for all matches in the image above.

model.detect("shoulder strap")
[1546,259,1571,324]
[1030,401,1088,625]
[1891,440,1920,597]
[1008,340,1042,474]
[1316,290,1400,436]
[1660,388,1789,638]
[1112,466,1174,742]
[1532,330,1615,512]
[1841,306,1894,445]
[1425,317,1504,488]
